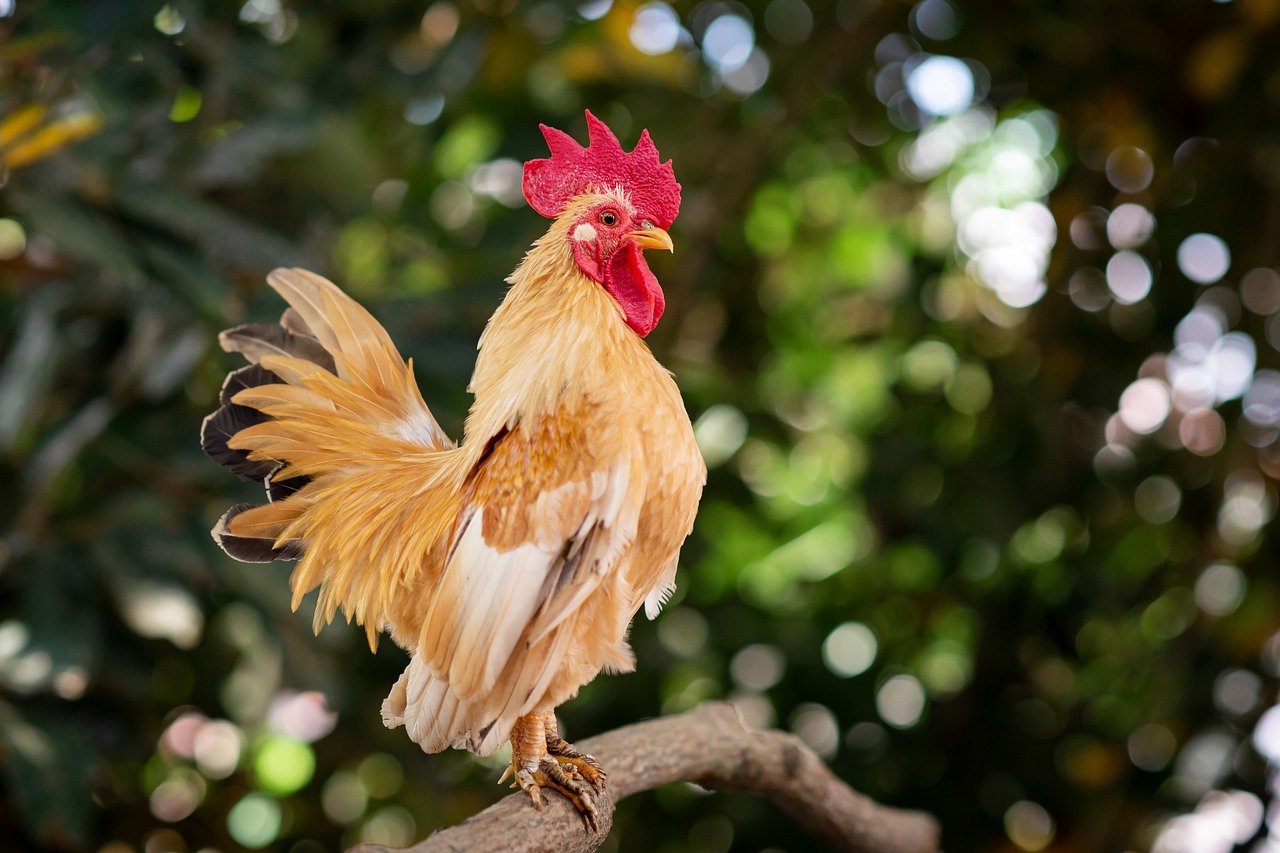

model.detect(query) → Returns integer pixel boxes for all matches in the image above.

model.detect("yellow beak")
[628,227,674,253]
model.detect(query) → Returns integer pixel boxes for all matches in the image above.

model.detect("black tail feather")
[204,309,335,563]
[212,503,306,563]
[219,322,336,372]
[266,467,308,502]
[201,399,273,481]
[220,363,278,405]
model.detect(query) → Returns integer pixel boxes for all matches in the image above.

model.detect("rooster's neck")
[462,222,650,445]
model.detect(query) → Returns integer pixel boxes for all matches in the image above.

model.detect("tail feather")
[221,364,280,406]
[220,322,335,372]
[266,269,395,385]
[201,366,277,482]
[203,284,346,562]
[203,267,453,620]
[266,470,307,501]
[264,269,450,448]
[213,503,306,562]
[280,306,311,335]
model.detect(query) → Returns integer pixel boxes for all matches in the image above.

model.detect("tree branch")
[352,701,941,853]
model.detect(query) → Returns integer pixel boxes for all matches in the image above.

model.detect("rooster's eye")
[599,210,618,226]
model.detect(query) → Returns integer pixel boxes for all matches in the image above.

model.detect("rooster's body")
[202,112,704,825]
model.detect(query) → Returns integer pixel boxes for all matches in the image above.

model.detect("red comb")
[522,110,681,229]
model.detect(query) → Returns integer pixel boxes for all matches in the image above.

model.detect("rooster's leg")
[508,710,603,831]
[543,711,607,791]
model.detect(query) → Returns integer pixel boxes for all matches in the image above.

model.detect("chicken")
[200,111,705,828]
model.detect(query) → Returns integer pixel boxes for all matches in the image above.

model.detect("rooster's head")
[523,110,680,337]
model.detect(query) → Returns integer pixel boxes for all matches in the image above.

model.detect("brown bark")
[351,701,941,853]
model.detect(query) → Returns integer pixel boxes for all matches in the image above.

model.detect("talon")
[546,736,607,794]
[517,768,545,809]
[514,756,603,831]
[508,712,607,831]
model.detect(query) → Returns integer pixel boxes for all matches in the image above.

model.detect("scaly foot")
[515,754,602,831]
[546,734,607,793]
[504,710,606,832]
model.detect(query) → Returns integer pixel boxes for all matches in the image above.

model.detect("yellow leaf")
[2,112,103,169]
[0,104,47,148]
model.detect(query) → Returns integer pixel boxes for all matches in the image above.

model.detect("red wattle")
[602,242,665,336]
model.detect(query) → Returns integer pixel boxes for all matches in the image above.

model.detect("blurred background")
[3,0,1280,851]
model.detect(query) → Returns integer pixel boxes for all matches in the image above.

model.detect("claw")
[547,737,607,794]
[516,768,541,808]
[507,714,607,831]
[515,756,602,832]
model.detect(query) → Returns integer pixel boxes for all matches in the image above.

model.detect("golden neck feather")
[463,211,649,445]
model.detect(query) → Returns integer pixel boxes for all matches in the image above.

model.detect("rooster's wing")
[396,410,645,754]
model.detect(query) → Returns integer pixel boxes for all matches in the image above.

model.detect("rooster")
[201,111,705,827]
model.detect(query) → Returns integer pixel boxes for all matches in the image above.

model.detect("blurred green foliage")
[3,0,1280,851]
